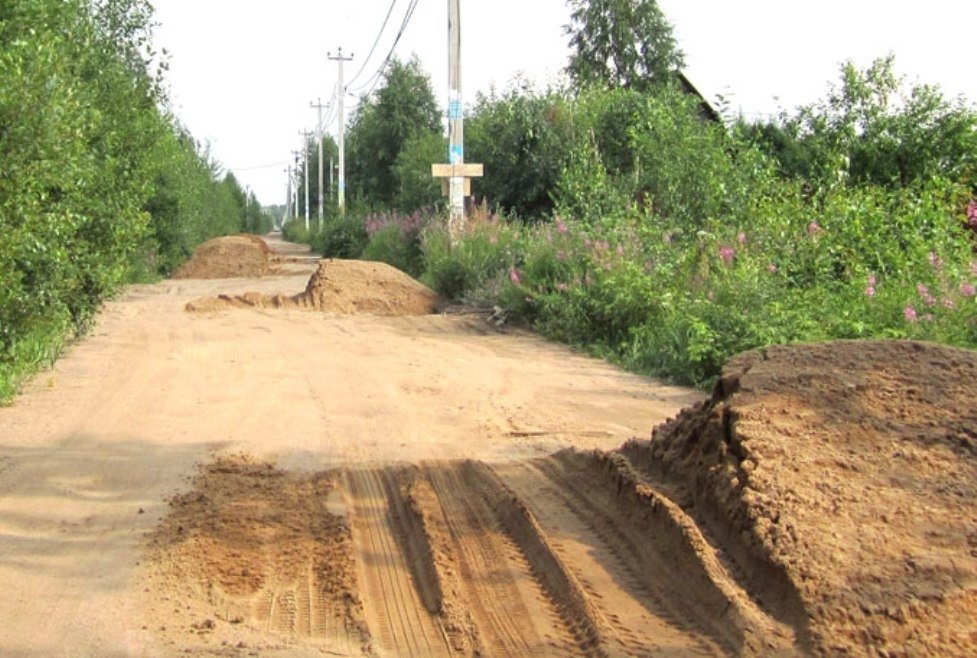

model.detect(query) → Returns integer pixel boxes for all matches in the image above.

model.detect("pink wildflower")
[718,246,735,266]
[865,286,876,298]
[943,298,955,309]
[928,251,943,271]
[903,306,918,323]
[554,216,568,234]
[807,221,821,237]
[509,267,521,285]
[867,273,877,287]
[961,283,976,298]
[556,282,568,292]
[917,283,936,306]
[967,200,977,225]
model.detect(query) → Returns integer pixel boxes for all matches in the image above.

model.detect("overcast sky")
[151,1,977,206]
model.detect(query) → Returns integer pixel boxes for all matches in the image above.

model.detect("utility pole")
[327,47,353,214]
[310,97,329,225]
[299,132,311,230]
[284,165,293,225]
[291,150,301,222]
[433,0,482,241]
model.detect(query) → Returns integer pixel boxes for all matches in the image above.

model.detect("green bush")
[312,215,368,259]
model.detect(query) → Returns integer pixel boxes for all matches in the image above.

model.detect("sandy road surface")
[0,235,720,656]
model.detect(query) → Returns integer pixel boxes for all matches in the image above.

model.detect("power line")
[346,0,400,88]
[347,0,421,98]
[229,160,290,172]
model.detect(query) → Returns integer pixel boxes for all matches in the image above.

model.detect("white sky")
[151,1,977,205]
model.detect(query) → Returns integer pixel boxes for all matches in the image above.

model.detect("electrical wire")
[346,0,421,98]
[345,0,400,88]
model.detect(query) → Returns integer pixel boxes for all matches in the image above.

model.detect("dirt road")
[0,235,798,657]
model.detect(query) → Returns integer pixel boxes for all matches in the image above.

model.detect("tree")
[565,0,684,92]
[346,56,441,207]
[743,56,977,190]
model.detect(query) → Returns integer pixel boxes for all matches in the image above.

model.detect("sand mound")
[621,340,977,657]
[185,259,440,316]
[172,234,273,279]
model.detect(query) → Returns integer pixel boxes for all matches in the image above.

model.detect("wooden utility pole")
[310,97,329,224]
[284,166,292,225]
[291,151,301,221]
[433,0,482,241]
[328,47,353,214]
[299,132,311,230]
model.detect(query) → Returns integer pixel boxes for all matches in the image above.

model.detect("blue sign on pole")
[449,144,463,164]
[448,100,463,120]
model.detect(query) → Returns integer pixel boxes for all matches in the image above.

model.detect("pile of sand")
[172,234,274,279]
[621,340,977,656]
[185,259,441,316]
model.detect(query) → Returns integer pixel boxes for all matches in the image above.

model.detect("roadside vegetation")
[287,0,977,387]
[0,0,273,401]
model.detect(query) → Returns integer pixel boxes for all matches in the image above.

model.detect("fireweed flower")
[904,306,918,323]
[916,284,936,306]
[961,283,976,298]
[865,286,876,298]
[718,246,735,266]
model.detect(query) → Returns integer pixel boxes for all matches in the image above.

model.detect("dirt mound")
[146,455,368,650]
[621,340,977,657]
[185,259,440,316]
[172,234,274,279]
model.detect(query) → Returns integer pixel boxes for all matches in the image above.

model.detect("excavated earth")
[144,339,977,657]
[172,234,277,279]
[185,259,441,316]
[3,234,975,657]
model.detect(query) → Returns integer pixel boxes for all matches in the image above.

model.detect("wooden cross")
[431,163,483,198]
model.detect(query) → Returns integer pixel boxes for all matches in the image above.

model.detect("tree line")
[0,0,272,400]
[285,0,977,386]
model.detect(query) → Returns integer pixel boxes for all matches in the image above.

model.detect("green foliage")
[420,217,522,301]
[393,132,446,213]
[743,56,977,191]
[466,84,573,218]
[311,215,369,259]
[346,56,441,208]
[0,0,264,401]
[417,81,977,388]
[565,0,684,92]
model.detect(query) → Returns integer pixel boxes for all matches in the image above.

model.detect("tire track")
[345,467,451,657]
[495,459,722,657]
[539,451,799,656]
[422,461,578,657]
